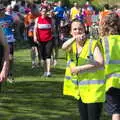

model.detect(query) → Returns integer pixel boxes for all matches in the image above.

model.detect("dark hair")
[13,5,19,12]
[71,18,86,32]
[21,1,25,6]
[104,4,109,10]
[71,18,83,24]
[40,7,48,11]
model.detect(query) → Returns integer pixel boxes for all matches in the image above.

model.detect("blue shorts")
[105,88,120,115]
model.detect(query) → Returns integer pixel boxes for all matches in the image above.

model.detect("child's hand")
[75,33,86,42]
[71,67,79,74]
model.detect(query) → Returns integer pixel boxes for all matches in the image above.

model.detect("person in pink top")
[34,7,53,77]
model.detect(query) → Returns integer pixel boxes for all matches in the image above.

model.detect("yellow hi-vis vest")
[63,39,105,103]
[102,35,120,91]
[63,53,79,99]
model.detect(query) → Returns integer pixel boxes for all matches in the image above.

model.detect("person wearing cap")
[0,3,15,82]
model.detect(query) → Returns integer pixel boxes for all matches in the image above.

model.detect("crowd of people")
[0,0,120,120]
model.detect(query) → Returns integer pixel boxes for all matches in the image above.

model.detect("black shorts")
[8,42,14,55]
[39,40,53,60]
[28,37,38,47]
[105,88,120,115]
[53,36,59,47]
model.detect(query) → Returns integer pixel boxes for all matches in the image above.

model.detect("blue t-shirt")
[54,6,65,19]
[0,14,15,43]
[76,14,84,23]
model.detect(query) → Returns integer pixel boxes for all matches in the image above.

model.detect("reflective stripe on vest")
[106,73,120,79]
[65,76,71,80]
[66,60,72,67]
[65,76,104,85]
[78,80,104,85]
[103,37,120,64]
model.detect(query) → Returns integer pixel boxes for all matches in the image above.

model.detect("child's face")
[71,22,85,37]
[41,8,47,16]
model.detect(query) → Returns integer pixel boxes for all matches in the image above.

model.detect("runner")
[0,3,15,83]
[0,25,9,88]
[34,7,53,77]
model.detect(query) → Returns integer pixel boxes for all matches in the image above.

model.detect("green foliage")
[48,0,120,9]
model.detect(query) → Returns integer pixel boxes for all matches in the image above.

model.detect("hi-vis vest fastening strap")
[106,73,120,79]
[103,37,120,65]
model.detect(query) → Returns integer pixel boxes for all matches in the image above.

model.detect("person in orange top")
[24,4,40,68]
[99,4,111,25]
[84,7,93,34]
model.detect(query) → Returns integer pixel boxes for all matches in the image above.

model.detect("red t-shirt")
[37,16,53,42]
[84,10,92,27]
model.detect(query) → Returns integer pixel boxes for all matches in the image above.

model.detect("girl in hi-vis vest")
[99,12,120,120]
[62,19,105,120]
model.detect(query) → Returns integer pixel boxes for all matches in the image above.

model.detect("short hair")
[104,4,109,10]
[71,18,83,25]
[40,6,48,11]
[71,18,86,33]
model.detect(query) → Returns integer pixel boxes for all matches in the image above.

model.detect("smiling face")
[41,8,47,17]
[71,21,85,37]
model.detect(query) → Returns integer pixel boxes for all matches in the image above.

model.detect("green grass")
[0,40,110,120]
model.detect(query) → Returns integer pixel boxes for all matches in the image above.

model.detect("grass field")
[0,40,111,120]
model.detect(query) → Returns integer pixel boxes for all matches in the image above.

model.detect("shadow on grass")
[0,81,79,120]
[0,80,111,120]
[14,61,65,78]
[3,40,110,120]
[15,40,30,51]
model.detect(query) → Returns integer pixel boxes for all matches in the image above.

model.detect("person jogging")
[0,3,15,82]
[0,25,9,84]
[34,7,53,77]
[24,4,40,68]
